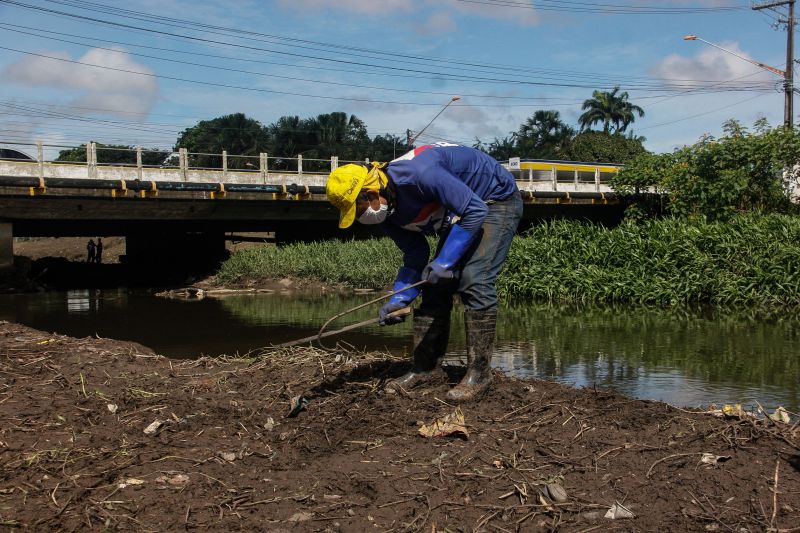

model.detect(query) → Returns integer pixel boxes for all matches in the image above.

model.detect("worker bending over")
[326,143,522,401]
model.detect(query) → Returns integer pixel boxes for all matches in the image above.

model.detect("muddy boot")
[447,308,496,402]
[385,311,450,394]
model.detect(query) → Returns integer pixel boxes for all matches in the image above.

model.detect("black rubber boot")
[447,308,496,402]
[385,311,450,394]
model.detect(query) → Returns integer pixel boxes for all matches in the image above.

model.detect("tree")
[475,135,518,161]
[562,131,646,164]
[55,143,170,166]
[175,113,269,169]
[266,115,308,170]
[578,87,644,134]
[311,112,370,161]
[265,112,371,170]
[516,110,574,159]
[370,133,406,161]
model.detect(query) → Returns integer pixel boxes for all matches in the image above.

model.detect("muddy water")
[1,289,798,410]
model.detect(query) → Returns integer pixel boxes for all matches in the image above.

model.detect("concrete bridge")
[0,143,625,270]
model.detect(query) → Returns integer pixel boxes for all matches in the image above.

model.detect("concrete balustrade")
[0,144,622,192]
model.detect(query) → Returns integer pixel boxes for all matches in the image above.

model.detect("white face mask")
[358,203,388,225]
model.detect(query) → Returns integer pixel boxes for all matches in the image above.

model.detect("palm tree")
[485,135,518,161]
[578,87,644,134]
[517,110,574,158]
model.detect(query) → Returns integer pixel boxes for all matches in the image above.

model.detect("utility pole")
[753,0,795,128]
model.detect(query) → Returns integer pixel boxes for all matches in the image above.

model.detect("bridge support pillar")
[125,231,227,269]
[0,223,12,272]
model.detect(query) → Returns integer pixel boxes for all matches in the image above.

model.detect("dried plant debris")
[418,407,469,439]
[0,320,798,531]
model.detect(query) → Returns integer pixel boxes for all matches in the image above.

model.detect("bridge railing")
[0,141,619,192]
[502,159,622,193]
[0,141,373,187]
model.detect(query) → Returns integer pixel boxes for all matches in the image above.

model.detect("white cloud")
[650,42,775,85]
[417,12,458,35]
[441,0,541,27]
[3,48,159,118]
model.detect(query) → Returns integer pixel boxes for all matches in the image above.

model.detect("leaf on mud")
[544,483,568,503]
[419,407,468,439]
[604,502,634,519]
[264,417,276,431]
[287,511,312,522]
[155,474,190,487]
[700,453,731,466]
[118,478,146,489]
[143,419,164,435]
[107,403,118,414]
[219,451,237,462]
[722,404,745,419]
[769,406,790,424]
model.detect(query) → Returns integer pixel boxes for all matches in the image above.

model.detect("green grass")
[217,214,800,308]
[217,237,402,289]
[500,214,800,306]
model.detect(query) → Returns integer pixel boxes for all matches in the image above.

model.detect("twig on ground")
[771,458,780,531]
[646,452,702,478]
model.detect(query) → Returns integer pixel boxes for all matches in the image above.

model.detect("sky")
[0,0,793,159]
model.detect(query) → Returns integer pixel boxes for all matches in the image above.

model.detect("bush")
[612,120,798,220]
[499,214,800,307]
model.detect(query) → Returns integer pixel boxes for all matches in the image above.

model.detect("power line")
[0,22,771,92]
[0,1,771,93]
[0,43,773,118]
[42,0,741,73]
[637,93,769,130]
[6,24,705,101]
[454,0,747,14]
[5,0,645,83]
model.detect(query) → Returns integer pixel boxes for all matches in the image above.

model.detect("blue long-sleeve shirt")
[382,143,518,273]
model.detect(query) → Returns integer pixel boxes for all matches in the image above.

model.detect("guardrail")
[0,141,619,192]
[506,159,622,193]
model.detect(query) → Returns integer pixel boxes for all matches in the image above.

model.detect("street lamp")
[408,96,461,147]
[684,35,792,127]
[683,35,784,77]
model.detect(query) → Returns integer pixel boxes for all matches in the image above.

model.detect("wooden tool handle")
[386,306,412,319]
[272,306,414,349]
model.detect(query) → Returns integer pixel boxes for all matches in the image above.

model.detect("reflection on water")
[1,290,798,410]
[66,290,92,314]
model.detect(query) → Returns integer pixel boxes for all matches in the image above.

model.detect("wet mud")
[1,321,798,531]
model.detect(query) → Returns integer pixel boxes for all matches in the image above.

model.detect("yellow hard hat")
[326,164,368,229]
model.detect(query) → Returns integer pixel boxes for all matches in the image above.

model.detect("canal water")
[1,289,798,411]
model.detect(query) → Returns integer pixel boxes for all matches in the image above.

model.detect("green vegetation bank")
[217,213,800,308]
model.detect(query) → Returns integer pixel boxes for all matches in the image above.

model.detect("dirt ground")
[1,321,799,532]
[12,234,271,265]
[13,237,127,264]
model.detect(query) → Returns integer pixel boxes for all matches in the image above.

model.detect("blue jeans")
[419,191,523,314]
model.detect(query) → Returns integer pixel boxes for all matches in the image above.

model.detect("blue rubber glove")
[379,267,421,326]
[421,224,477,285]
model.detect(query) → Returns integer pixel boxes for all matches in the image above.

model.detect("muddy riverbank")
[1,321,799,531]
